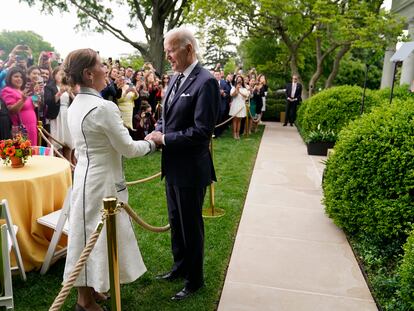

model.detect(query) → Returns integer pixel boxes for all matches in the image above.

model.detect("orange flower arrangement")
[0,135,32,165]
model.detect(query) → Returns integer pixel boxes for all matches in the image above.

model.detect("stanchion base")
[202,207,225,218]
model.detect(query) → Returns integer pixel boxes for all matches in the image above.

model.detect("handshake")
[145,131,164,147]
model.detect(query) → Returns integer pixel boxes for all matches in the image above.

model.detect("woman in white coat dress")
[62,49,156,311]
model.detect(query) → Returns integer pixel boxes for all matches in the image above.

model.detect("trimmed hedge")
[323,98,414,241]
[262,92,286,121]
[399,230,414,308]
[296,85,379,140]
[375,84,413,102]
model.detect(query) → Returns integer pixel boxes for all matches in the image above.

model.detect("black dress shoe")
[283,123,287,126]
[290,123,293,126]
[171,286,201,301]
[155,271,181,281]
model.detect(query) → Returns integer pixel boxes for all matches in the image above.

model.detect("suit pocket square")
[180,93,191,97]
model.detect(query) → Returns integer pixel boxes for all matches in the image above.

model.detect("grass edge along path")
[12,125,264,311]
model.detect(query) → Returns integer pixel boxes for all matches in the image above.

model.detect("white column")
[380,44,396,89]
[400,18,414,86]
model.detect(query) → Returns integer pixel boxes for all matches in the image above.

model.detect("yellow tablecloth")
[0,155,72,271]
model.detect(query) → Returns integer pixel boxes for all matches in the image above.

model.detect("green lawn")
[12,126,264,311]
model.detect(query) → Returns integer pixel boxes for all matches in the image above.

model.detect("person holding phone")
[117,77,138,129]
[132,102,156,140]
[1,67,37,143]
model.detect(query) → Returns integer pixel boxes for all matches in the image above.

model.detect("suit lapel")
[166,64,201,115]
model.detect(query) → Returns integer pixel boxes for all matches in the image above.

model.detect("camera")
[145,112,151,118]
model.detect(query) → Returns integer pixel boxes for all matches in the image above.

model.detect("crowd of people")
[0,43,270,149]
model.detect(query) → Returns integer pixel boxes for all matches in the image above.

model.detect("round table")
[0,155,72,271]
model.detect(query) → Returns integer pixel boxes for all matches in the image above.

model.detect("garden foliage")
[296,85,379,140]
[399,230,414,308]
[323,98,414,241]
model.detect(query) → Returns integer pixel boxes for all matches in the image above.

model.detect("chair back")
[37,187,71,275]
[0,200,26,281]
[0,224,14,309]
[31,146,54,156]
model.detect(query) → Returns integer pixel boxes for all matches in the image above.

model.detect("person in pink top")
[0,67,37,144]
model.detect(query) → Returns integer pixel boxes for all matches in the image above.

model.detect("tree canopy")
[20,0,193,72]
[0,30,55,61]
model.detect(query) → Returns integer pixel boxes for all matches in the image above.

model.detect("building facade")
[381,0,414,88]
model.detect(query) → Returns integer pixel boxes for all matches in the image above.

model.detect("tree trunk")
[325,44,351,88]
[148,21,165,73]
[308,64,323,97]
[289,52,300,78]
[146,3,166,73]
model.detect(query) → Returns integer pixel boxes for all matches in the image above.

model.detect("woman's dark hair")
[131,70,143,85]
[52,66,62,82]
[140,102,151,112]
[27,65,41,79]
[258,74,267,85]
[161,74,170,88]
[5,67,27,90]
[235,75,245,88]
[63,48,98,87]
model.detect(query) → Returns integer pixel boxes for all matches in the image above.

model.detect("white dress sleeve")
[94,101,155,158]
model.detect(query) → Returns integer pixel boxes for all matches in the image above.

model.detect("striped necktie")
[167,73,184,109]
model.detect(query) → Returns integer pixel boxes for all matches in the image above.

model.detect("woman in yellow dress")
[117,77,138,128]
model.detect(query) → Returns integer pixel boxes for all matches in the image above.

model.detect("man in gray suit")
[146,28,219,300]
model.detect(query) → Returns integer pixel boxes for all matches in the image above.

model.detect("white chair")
[0,200,26,281]
[36,187,71,275]
[0,224,14,310]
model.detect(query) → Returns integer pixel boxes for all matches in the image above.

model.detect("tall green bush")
[296,85,380,140]
[323,98,414,241]
[375,84,413,102]
[399,230,414,308]
[262,92,285,121]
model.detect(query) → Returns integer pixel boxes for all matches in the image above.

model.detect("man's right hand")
[145,131,164,146]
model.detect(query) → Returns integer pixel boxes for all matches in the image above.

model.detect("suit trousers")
[285,100,297,125]
[166,183,206,289]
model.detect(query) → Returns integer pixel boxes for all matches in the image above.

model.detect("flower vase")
[10,156,24,168]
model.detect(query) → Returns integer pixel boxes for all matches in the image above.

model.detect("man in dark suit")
[284,75,302,126]
[213,70,231,137]
[145,28,220,300]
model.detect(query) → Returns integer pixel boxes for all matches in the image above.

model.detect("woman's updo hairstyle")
[63,48,98,87]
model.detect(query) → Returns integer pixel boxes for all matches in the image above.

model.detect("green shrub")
[297,85,380,141]
[399,230,414,308]
[323,98,414,241]
[375,84,413,102]
[262,92,285,121]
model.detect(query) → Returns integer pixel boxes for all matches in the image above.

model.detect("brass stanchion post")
[103,197,121,311]
[37,121,43,146]
[245,102,249,137]
[203,136,225,218]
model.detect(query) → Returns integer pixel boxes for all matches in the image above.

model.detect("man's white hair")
[164,27,199,56]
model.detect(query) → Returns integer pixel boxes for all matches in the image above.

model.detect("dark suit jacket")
[156,63,220,187]
[285,82,302,104]
[219,79,231,113]
[44,81,60,119]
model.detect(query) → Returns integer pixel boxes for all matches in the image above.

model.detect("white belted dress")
[63,87,155,292]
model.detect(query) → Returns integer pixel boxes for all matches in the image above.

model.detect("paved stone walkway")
[217,123,377,311]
